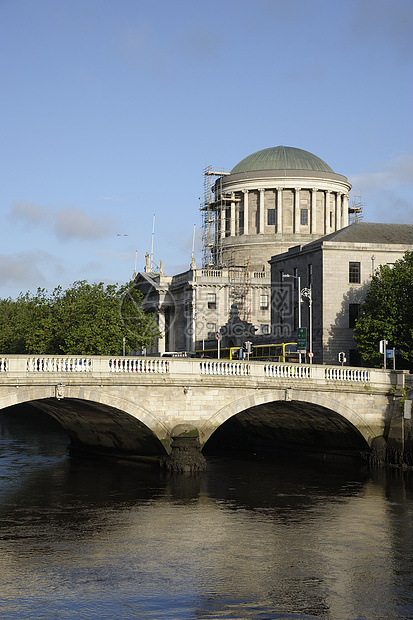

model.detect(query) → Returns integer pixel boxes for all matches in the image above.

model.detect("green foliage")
[354,251,413,369]
[0,281,160,355]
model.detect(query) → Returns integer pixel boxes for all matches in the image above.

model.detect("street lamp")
[194,310,206,354]
[217,284,228,359]
[301,285,313,363]
[284,273,302,362]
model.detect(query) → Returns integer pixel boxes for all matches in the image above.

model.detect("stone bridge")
[0,355,411,468]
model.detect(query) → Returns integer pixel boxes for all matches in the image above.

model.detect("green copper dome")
[231,146,334,174]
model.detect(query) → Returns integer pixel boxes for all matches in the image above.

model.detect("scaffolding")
[228,257,252,322]
[349,193,364,224]
[200,165,230,268]
[200,166,252,323]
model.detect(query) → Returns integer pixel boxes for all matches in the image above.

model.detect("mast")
[150,214,155,271]
[191,224,196,258]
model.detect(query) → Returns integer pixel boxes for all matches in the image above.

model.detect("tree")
[0,281,161,355]
[354,251,413,369]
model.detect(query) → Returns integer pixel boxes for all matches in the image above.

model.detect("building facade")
[136,145,353,355]
[269,223,413,365]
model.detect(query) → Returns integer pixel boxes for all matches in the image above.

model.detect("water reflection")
[0,408,413,619]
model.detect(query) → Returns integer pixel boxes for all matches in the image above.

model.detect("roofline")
[217,168,351,189]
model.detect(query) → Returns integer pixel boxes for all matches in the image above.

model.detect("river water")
[1,409,413,620]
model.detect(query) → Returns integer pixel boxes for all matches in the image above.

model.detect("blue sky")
[1,0,412,300]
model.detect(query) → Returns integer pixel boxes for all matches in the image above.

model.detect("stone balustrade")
[0,355,404,387]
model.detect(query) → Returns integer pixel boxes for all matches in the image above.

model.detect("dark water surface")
[1,410,413,620]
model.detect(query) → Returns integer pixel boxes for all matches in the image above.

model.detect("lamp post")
[194,310,206,354]
[284,273,302,362]
[217,284,228,359]
[301,284,313,363]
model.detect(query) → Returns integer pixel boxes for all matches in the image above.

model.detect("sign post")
[379,339,388,369]
[244,341,252,361]
[216,331,221,359]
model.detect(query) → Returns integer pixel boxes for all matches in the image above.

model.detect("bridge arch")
[200,388,374,455]
[0,386,171,459]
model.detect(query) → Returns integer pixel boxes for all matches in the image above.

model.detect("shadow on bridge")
[203,400,370,464]
[1,396,371,467]
[1,399,166,462]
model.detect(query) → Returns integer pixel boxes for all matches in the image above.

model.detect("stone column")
[220,205,226,238]
[336,193,342,231]
[294,188,301,233]
[311,188,317,234]
[259,189,265,233]
[276,187,283,233]
[342,194,349,228]
[230,193,236,237]
[243,190,249,235]
[325,191,330,235]
[158,311,166,354]
[186,297,194,354]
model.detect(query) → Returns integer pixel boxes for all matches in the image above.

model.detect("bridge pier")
[161,425,207,472]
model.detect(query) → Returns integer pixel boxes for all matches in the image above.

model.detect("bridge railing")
[0,355,402,386]
[108,358,169,374]
[263,363,312,379]
[0,356,170,375]
[26,357,93,372]
[323,367,370,382]
[199,361,250,376]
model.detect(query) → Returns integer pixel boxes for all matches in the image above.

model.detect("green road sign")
[297,327,307,351]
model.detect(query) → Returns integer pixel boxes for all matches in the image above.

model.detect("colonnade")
[218,187,349,238]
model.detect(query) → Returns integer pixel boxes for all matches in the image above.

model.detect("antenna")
[133,250,138,279]
[191,224,196,258]
[150,214,155,270]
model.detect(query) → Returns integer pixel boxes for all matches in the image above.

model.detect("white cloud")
[54,208,115,241]
[100,196,123,202]
[351,154,413,193]
[0,250,62,294]
[9,200,51,228]
[8,201,117,242]
[350,154,413,224]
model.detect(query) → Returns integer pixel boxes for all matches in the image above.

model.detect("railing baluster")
[0,355,372,382]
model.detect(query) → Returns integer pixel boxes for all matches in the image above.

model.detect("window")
[349,262,361,284]
[330,212,333,228]
[349,303,360,328]
[260,294,269,309]
[260,324,270,335]
[207,323,216,340]
[308,263,313,286]
[207,293,216,309]
[239,210,244,229]
[300,209,308,226]
[267,209,275,226]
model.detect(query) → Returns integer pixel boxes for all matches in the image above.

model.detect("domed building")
[203,146,352,271]
[135,145,413,364]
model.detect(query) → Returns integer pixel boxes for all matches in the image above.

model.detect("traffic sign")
[297,327,307,350]
[308,352,314,358]
[215,332,221,340]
